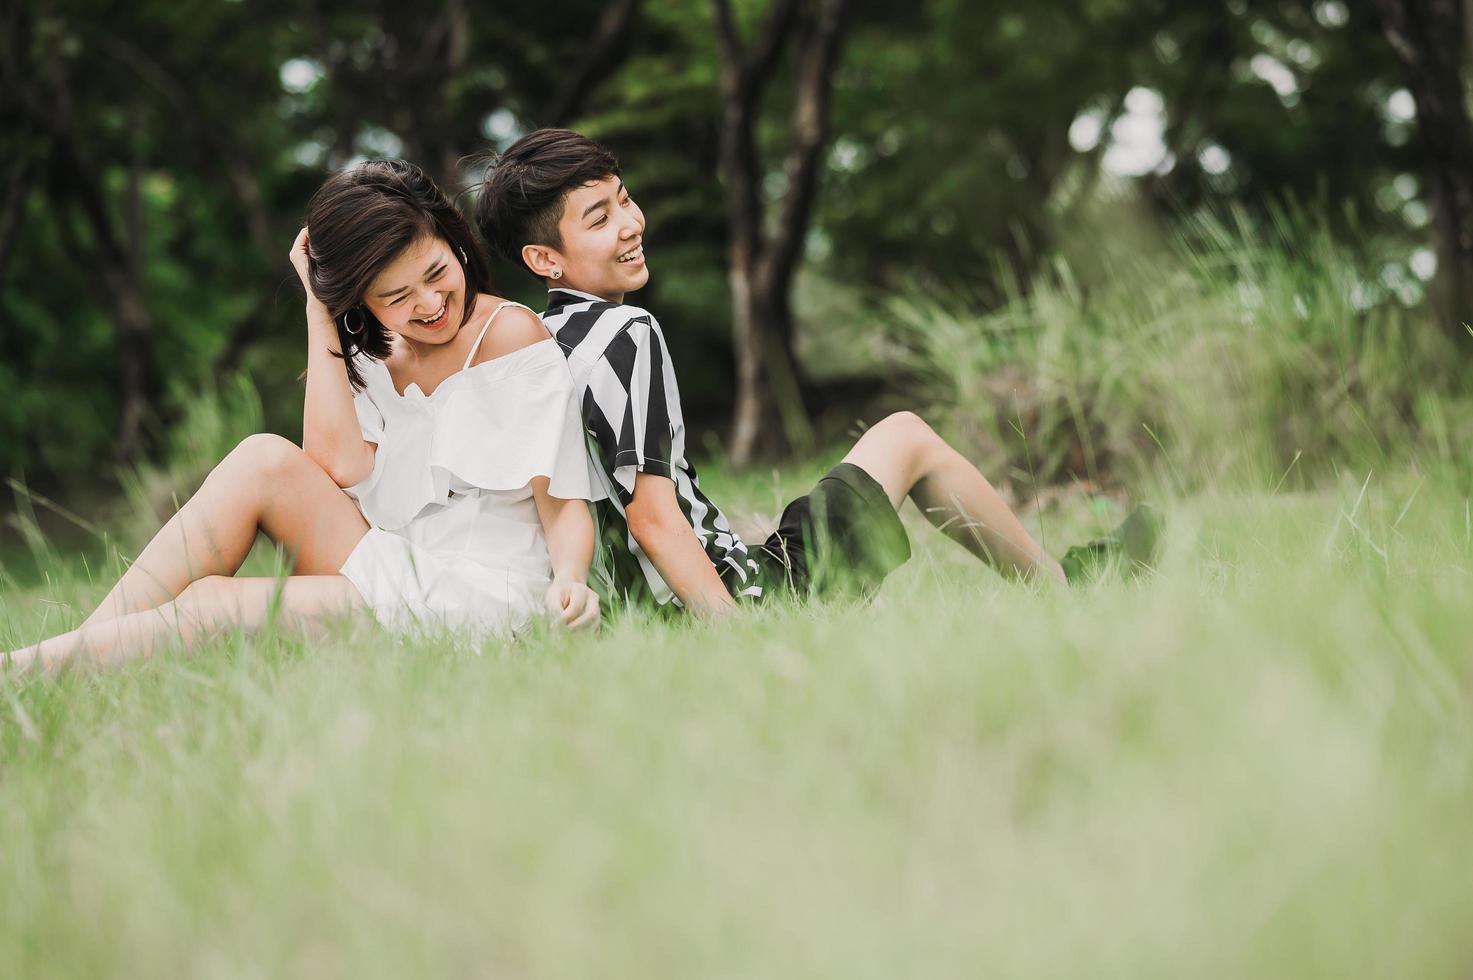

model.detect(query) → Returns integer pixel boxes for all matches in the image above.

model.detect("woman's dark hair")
[473,129,620,269]
[305,159,493,388]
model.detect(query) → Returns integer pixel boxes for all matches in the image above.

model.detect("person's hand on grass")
[544,578,601,632]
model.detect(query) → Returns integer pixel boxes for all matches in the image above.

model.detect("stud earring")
[551,269,562,280]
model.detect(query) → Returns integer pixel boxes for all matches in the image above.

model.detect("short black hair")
[473,129,620,271]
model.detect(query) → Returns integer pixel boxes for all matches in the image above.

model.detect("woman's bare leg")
[6,575,365,672]
[83,434,370,626]
[841,412,1066,585]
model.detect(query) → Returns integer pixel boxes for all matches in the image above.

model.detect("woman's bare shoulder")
[475,301,553,363]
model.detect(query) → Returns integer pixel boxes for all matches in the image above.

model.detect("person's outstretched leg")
[6,575,364,672]
[83,434,370,626]
[841,412,1066,585]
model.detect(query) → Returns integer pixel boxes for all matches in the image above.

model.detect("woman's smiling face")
[362,235,468,346]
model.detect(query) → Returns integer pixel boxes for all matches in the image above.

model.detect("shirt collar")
[545,287,610,313]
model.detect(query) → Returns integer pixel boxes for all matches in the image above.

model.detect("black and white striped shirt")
[541,288,763,605]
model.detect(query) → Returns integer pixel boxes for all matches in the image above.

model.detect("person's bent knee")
[176,575,235,612]
[233,432,305,471]
[876,410,932,440]
[886,411,962,478]
[222,432,315,487]
[879,411,944,454]
[173,574,244,627]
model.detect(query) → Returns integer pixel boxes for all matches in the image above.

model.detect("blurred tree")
[4,4,160,459]
[0,0,1463,494]
[1137,2,1416,232]
[1372,0,1473,338]
[0,0,646,486]
[551,0,737,424]
[817,0,1166,297]
[543,0,643,126]
[813,0,1430,299]
[712,0,849,463]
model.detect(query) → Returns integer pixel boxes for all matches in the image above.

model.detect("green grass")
[871,206,1468,494]
[3,469,1472,978]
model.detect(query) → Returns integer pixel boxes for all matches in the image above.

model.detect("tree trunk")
[50,118,157,460]
[727,259,767,459]
[109,282,155,460]
[438,0,468,186]
[394,0,469,190]
[209,162,291,380]
[544,0,642,126]
[0,155,31,283]
[1374,0,1473,342]
[712,0,847,465]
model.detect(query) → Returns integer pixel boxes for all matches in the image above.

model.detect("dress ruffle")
[346,339,602,531]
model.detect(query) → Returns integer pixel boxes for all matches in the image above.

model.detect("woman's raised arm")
[291,227,376,488]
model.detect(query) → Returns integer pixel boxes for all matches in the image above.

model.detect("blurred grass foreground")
[3,212,1473,977]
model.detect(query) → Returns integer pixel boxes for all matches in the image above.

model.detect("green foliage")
[1,0,1454,493]
[880,202,1462,496]
[815,0,1422,299]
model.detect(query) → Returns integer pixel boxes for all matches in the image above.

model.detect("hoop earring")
[342,307,366,336]
[551,269,562,280]
[459,246,468,265]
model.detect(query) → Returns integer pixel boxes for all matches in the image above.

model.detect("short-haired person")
[6,160,601,671]
[474,129,1154,617]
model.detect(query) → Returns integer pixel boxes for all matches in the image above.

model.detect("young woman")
[5,161,602,671]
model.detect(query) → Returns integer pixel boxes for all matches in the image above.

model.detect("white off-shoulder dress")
[338,303,601,635]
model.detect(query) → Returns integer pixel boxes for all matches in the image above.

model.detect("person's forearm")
[631,518,739,617]
[625,472,739,617]
[541,496,595,584]
[531,485,601,631]
[301,300,373,487]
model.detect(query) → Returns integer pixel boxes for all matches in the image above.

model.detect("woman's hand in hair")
[291,226,338,348]
[297,222,373,485]
[289,227,327,311]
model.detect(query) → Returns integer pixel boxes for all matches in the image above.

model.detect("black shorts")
[751,462,911,601]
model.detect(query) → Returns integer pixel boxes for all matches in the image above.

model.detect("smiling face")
[362,236,468,346]
[541,176,647,302]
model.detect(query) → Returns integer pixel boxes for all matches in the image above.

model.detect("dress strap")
[460,301,533,371]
